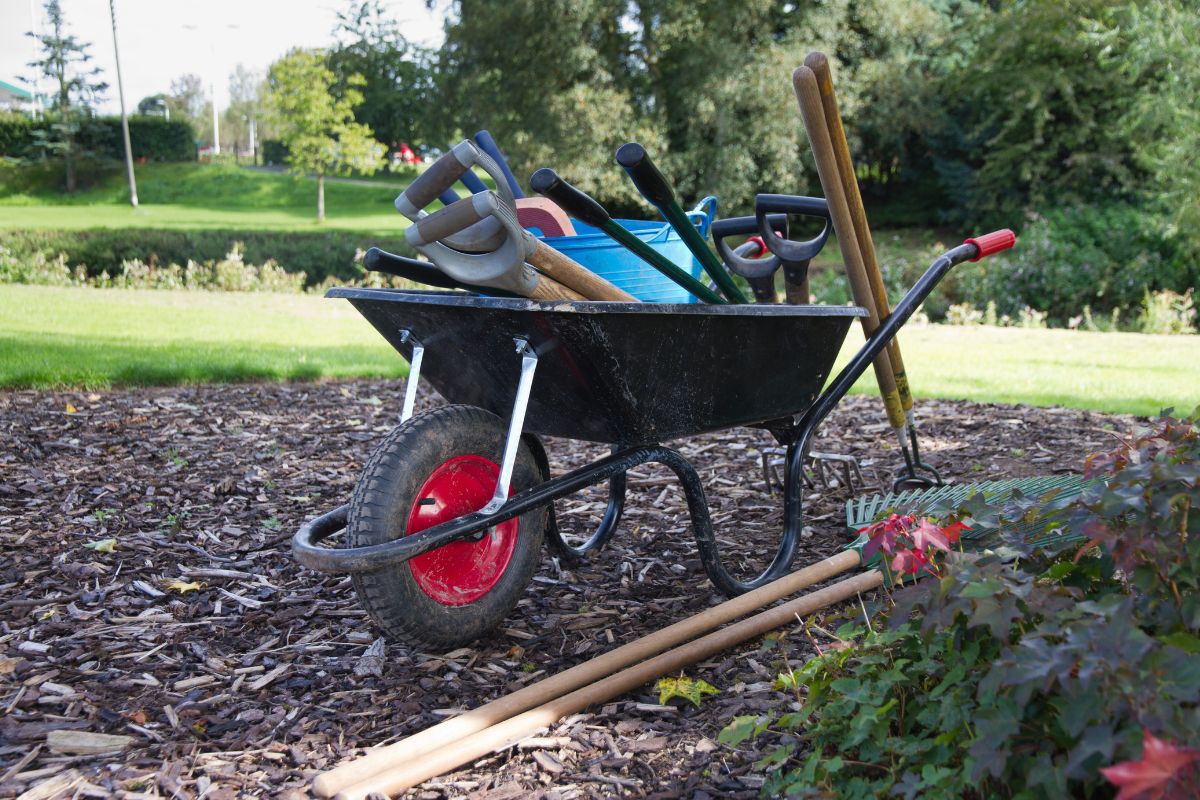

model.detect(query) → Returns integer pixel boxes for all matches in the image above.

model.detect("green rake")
[842,474,1095,572]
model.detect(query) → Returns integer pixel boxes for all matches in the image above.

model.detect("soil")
[0,381,1137,799]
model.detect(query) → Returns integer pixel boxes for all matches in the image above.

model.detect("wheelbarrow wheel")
[347,404,546,649]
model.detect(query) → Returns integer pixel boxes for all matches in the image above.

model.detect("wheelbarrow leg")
[482,338,540,514]
[398,329,425,422]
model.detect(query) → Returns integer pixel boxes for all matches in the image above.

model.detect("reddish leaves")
[1100,729,1200,800]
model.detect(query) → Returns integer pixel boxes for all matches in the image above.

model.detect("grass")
[1,284,1197,417]
[0,162,419,235]
[0,285,404,388]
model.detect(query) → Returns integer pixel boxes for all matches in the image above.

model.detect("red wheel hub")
[406,455,518,606]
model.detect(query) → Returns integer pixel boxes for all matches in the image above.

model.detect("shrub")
[0,228,414,287]
[0,112,35,157]
[960,205,1196,324]
[723,408,1200,799]
[1140,289,1197,335]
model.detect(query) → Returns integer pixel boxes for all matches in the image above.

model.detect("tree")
[264,48,384,221]
[136,93,169,117]
[166,73,208,145]
[329,0,435,156]
[26,0,107,192]
[222,64,267,160]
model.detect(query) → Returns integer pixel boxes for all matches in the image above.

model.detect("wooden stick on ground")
[335,569,884,799]
[312,549,862,797]
[792,65,907,435]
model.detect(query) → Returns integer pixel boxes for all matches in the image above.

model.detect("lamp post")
[108,0,138,208]
[182,22,239,156]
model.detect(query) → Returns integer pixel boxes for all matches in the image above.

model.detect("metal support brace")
[482,338,539,514]
[398,329,424,423]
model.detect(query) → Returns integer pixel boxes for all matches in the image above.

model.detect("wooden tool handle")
[804,52,912,412]
[794,65,905,428]
[311,549,863,797]
[527,273,587,301]
[530,240,637,302]
[334,569,885,799]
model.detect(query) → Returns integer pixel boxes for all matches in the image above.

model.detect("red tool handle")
[744,235,767,258]
[964,229,1016,261]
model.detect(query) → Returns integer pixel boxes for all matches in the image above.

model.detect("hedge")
[0,115,195,162]
[0,228,414,286]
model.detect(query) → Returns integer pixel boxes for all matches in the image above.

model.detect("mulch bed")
[0,381,1137,799]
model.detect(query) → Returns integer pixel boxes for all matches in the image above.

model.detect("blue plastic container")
[538,197,717,304]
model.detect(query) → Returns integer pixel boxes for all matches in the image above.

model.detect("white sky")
[0,0,449,114]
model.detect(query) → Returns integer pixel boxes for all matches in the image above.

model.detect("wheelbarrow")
[292,231,1015,648]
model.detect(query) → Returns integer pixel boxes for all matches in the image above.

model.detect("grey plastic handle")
[404,193,539,296]
[395,140,517,252]
[712,213,791,280]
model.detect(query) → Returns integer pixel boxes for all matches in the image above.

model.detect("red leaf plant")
[859,514,963,580]
[1100,728,1200,800]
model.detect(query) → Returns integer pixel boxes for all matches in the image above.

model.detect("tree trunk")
[317,174,325,222]
[64,136,77,193]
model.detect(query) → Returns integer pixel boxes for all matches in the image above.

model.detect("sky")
[0,0,449,114]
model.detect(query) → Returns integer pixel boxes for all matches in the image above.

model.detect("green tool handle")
[615,142,749,304]
[529,168,726,304]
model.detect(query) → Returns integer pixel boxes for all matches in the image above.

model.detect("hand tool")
[711,214,790,302]
[435,168,487,207]
[473,129,525,198]
[793,65,920,479]
[615,142,749,303]
[529,167,726,304]
[404,195,585,300]
[360,246,521,297]
[407,192,635,302]
[754,193,833,303]
[803,51,939,489]
[395,139,517,253]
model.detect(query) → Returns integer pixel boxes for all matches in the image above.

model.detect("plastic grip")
[964,229,1016,261]
[474,130,525,198]
[615,142,675,207]
[754,193,830,219]
[437,187,460,207]
[530,168,610,228]
[410,196,485,245]
[711,213,789,240]
[459,170,488,193]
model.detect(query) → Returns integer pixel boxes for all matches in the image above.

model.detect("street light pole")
[108,0,138,208]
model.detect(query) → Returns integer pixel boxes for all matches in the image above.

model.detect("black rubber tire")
[347,405,546,649]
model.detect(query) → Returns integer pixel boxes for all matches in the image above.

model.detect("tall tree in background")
[222,65,267,160]
[25,0,107,192]
[264,48,383,221]
[166,73,208,146]
[329,0,435,159]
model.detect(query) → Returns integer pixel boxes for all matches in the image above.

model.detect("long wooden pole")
[335,570,884,799]
[312,549,862,797]
[792,66,907,434]
[804,52,913,417]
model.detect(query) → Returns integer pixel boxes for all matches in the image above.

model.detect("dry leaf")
[84,538,117,553]
[165,580,206,593]
[65,403,77,413]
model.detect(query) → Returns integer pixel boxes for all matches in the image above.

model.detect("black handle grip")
[362,247,460,290]
[755,193,830,218]
[530,168,611,229]
[615,142,675,207]
[711,213,789,241]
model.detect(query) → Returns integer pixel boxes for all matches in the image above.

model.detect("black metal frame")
[292,242,979,597]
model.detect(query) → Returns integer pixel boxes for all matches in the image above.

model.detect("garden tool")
[361,246,521,297]
[435,163,489,207]
[529,167,726,304]
[473,129,525,198]
[803,52,941,490]
[406,192,635,301]
[615,142,749,303]
[712,214,790,302]
[754,193,834,304]
[513,196,576,237]
[396,139,517,253]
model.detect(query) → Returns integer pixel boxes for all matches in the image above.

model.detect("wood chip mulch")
[0,380,1137,799]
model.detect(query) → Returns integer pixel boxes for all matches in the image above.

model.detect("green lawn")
[2,284,1197,416]
[0,162,419,235]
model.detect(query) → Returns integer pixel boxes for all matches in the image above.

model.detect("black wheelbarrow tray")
[292,239,991,648]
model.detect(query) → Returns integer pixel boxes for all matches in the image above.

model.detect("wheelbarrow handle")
[360,246,522,298]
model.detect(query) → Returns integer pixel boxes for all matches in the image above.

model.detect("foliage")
[656,676,719,707]
[960,205,1196,323]
[1140,290,1197,336]
[0,115,193,162]
[722,409,1200,798]
[329,0,435,152]
[24,0,108,192]
[0,226,412,286]
[264,48,384,220]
